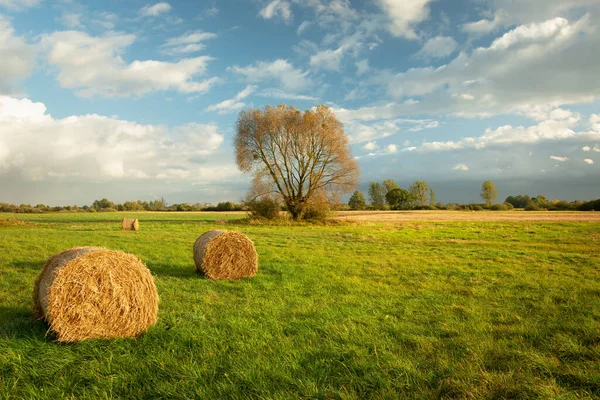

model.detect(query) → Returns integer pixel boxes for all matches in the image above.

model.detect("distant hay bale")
[121,218,139,231]
[193,230,258,280]
[33,247,158,343]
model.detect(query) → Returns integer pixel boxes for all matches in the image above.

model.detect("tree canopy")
[235,104,359,220]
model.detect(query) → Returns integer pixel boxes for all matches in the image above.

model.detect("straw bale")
[33,247,158,342]
[193,230,258,279]
[121,218,139,231]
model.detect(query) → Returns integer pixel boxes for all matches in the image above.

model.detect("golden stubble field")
[334,210,600,222]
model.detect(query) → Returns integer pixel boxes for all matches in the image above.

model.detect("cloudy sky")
[0,0,599,206]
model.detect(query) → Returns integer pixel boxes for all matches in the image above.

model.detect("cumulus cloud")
[550,156,568,162]
[453,163,469,171]
[415,36,458,59]
[363,141,378,151]
[0,16,36,95]
[41,31,218,97]
[228,59,311,92]
[0,96,234,182]
[161,30,217,55]
[584,159,594,164]
[583,146,591,151]
[259,0,292,22]
[369,16,600,118]
[139,2,172,17]
[375,0,433,39]
[206,85,256,114]
[385,144,398,153]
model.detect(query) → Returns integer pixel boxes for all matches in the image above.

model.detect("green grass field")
[1,212,599,399]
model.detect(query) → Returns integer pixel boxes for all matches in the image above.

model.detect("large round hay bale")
[33,247,158,343]
[193,230,258,280]
[121,218,139,231]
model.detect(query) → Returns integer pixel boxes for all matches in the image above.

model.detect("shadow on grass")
[147,263,203,279]
[0,305,48,341]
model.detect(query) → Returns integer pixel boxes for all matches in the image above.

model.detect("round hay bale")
[121,218,139,231]
[33,247,158,343]
[193,230,258,280]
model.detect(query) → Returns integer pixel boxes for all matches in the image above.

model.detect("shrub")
[302,196,332,221]
[579,199,600,211]
[247,198,281,220]
[413,205,436,210]
[490,203,513,211]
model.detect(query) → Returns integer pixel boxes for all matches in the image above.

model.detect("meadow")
[0,211,599,399]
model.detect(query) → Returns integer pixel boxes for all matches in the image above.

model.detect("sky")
[0,0,599,206]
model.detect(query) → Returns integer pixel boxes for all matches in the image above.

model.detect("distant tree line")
[0,198,246,214]
[347,179,600,212]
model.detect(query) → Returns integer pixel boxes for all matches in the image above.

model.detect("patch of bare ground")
[334,210,600,223]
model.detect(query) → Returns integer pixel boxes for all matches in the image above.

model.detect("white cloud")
[356,59,370,76]
[385,144,397,153]
[259,0,292,22]
[591,114,600,131]
[257,88,318,101]
[453,163,469,171]
[310,46,346,71]
[61,13,83,29]
[206,85,256,114]
[583,146,591,151]
[161,30,217,55]
[370,16,600,118]
[401,146,416,152]
[411,115,600,153]
[463,9,511,35]
[375,0,433,39]
[0,0,39,10]
[139,2,172,17]
[415,36,458,59]
[363,141,378,151]
[42,31,218,97]
[228,59,311,92]
[595,145,600,153]
[297,20,311,35]
[0,96,234,182]
[0,16,35,95]
[584,159,594,165]
[550,156,568,162]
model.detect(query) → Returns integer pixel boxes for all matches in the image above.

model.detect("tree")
[386,188,414,210]
[383,180,399,194]
[235,104,359,220]
[368,182,386,209]
[348,191,367,210]
[480,180,498,207]
[430,188,436,206]
[409,181,430,206]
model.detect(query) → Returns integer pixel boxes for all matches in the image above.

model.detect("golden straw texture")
[121,218,139,231]
[193,230,258,280]
[33,247,158,343]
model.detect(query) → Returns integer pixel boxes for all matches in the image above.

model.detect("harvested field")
[334,210,600,222]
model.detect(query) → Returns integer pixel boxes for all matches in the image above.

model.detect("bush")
[490,203,513,211]
[525,201,543,211]
[579,199,600,211]
[247,198,281,220]
[471,205,484,211]
[302,196,332,221]
[413,205,436,210]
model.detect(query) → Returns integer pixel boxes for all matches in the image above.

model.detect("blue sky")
[0,0,599,206]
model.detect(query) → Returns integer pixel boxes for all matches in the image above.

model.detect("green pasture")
[0,212,599,399]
